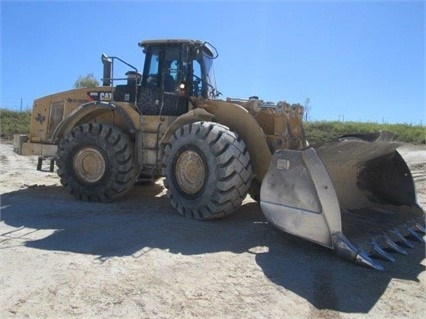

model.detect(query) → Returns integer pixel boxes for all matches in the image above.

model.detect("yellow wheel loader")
[14,39,424,270]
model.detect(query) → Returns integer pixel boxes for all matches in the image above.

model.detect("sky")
[1,0,424,125]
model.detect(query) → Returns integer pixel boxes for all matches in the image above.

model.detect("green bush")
[0,108,424,145]
[305,121,425,145]
[0,109,31,138]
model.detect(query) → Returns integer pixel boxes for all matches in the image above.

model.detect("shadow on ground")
[1,183,424,313]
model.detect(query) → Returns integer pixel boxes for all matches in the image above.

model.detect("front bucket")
[260,133,425,270]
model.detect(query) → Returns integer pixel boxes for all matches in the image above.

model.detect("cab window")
[163,47,183,92]
[144,48,160,88]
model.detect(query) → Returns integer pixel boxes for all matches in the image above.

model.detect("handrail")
[101,55,139,87]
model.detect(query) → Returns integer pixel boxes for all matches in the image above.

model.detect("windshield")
[202,54,220,98]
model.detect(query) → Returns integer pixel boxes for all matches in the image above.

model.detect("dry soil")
[1,141,425,319]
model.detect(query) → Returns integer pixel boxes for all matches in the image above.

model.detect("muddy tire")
[162,121,252,220]
[57,123,138,202]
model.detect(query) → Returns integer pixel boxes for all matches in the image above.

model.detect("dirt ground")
[1,141,425,319]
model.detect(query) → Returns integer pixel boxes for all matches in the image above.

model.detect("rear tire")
[162,121,252,220]
[57,123,138,202]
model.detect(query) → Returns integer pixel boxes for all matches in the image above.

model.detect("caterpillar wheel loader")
[14,39,425,270]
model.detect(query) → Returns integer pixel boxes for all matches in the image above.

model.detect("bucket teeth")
[370,240,396,262]
[383,234,408,255]
[355,249,384,271]
[332,232,385,271]
[388,229,415,248]
[405,227,425,243]
[413,222,425,234]
[339,214,425,270]
[350,222,425,270]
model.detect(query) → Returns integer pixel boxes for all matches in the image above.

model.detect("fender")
[160,108,215,145]
[51,101,141,142]
[161,99,272,181]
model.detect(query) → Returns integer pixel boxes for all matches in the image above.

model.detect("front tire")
[162,121,252,220]
[57,123,138,202]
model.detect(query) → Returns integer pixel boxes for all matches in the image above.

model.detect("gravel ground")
[0,141,425,319]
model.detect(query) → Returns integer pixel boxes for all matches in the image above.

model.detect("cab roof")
[138,39,216,58]
[138,39,205,47]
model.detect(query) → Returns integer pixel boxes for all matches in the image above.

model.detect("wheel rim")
[73,147,106,183]
[175,150,206,195]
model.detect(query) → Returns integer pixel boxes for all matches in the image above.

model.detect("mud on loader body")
[15,39,424,270]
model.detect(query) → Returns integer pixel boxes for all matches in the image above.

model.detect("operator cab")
[103,39,220,116]
[138,39,219,115]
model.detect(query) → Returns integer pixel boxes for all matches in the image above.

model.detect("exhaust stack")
[101,53,112,86]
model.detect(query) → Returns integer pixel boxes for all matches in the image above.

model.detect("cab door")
[161,45,189,115]
[139,46,162,115]
[139,45,188,115]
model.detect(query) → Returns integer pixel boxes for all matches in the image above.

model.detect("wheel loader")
[14,39,425,270]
